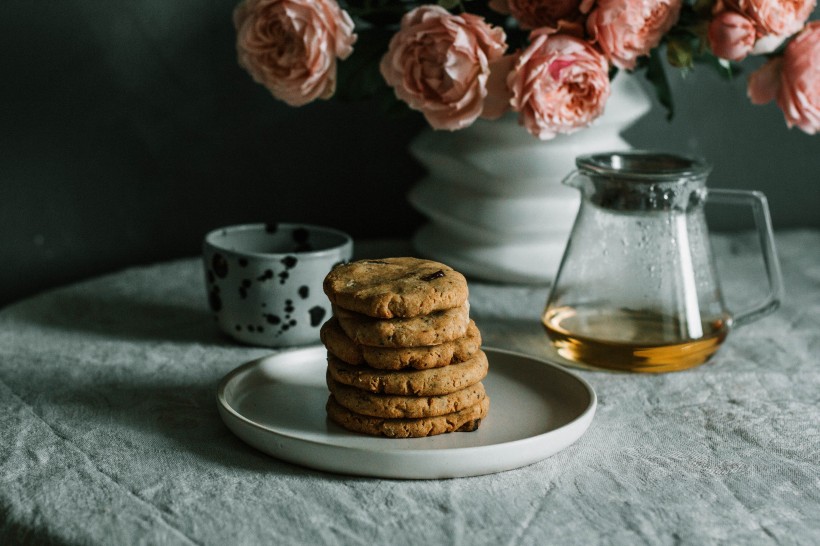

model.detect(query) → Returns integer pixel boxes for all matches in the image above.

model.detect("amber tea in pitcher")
[543,151,783,373]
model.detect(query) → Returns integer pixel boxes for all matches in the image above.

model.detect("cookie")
[333,303,470,348]
[328,375,486,418]
[326,395,489,438]
[320,317,482,370]
[326,350,489,396]
[323,257,468,318]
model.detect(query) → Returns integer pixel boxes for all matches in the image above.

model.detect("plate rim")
[216,345,597,476]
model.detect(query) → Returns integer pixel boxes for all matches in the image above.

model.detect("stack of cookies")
[320,257,489,438]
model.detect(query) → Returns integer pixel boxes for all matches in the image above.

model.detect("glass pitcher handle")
[706,188,784,327]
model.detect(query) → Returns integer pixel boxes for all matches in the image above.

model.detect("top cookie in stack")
[321,257,489,438]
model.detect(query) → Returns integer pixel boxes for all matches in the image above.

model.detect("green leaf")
[645,47,675,121]
[667,36,695,71]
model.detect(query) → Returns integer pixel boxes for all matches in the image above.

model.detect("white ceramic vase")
[407,73,652,284]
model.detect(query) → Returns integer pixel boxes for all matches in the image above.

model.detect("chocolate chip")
[257,270,273,281]
[420,270,445,281]
[281,256,297,269]
[264,314,281,325]
[298,286,309,299]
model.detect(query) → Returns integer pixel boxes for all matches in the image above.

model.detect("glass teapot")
[543,151,783,373]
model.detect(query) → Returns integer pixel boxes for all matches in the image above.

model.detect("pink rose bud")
[233,0,356,107]
[777,21,820,134]
[708,11,756,61]
[508,31,611,140]
[586,0,683,70]
[380,6,508,131]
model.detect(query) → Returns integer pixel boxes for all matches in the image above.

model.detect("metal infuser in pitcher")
[543,151,784,373]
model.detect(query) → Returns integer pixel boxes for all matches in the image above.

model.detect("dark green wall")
[1,1,818,308]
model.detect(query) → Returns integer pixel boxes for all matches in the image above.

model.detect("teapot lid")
[576,151,711,182]
[569,151,712,212]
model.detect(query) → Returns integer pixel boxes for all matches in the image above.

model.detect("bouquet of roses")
[232,0,818,138]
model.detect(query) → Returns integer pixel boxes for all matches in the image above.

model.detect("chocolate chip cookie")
[326,350,488,396]
[323,257,468,318]
[320,317,482,370]
[327,375,486,418]
[326,395,489,438]
[333,303,470,348]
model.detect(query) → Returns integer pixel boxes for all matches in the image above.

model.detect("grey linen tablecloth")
[1,231,818,545]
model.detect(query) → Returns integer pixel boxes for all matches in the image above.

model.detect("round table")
[1,232,819,544]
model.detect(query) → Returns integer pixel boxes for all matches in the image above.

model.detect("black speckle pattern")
[280,256,297,284]
[212,253,229,279]
[264,314,281,325]
[205,225,351,346]
[292,228,313,252]
[208,287,222,312]
[309,306,326,327]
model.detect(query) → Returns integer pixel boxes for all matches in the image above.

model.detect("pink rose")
[747,22,820,134]
[586,0,682,69]
[233,0,356,107]
[380,6,508,131]
[747,56,782,104]
[508,31,611,140]
[777,22,820,134]
[488,0,585,31]
[729,0,816,40]
[708,11,756,61]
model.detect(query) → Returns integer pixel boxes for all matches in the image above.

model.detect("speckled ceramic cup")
[203,223,353,347]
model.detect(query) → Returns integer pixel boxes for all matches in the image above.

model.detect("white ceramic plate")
[217,346,596,479]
